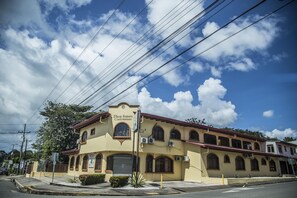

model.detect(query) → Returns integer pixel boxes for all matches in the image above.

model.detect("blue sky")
[0,0,296,151]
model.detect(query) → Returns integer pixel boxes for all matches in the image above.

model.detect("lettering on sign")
[113,115,133,121]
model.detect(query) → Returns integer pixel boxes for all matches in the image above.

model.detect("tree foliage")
[185,117,206,125]
[222,127,267,139]
[35,101,95,161]
[283,137,296,142]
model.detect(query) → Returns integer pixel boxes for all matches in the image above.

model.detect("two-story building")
[266,140,297,175]
[62,103,297,182]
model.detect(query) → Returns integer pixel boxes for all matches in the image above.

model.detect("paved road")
[165,181,297,198]
[1,176,297,198]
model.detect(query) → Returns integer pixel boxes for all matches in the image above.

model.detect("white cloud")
[227,58,255,72]
[264,128,297,140]
[210,66,222,78]
[189,61,204,74]
[263,110,274,118]
[146,0,204,48]
[193,15,281,72]
[138,77,237,127]
[0,0,52,35]
[40,0,92,12]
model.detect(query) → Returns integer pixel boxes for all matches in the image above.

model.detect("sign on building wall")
[88,154,95,168]
[113,115,133,121]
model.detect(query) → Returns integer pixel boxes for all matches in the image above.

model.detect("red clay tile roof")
[71,112,110,130]
[186,141,284,158]
[61,148,79,155]
[142,113,265,142]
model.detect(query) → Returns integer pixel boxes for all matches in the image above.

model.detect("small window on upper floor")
[218,136,230,147]
[113,123,130,138]
[90,128,95,136]
[284,146,287,152]
[189,130,199,141]
[204,134,217,145]
[170,129,181,140]
[290,147,294,155]
[254,142,260,151]
[81,131,87,143]
[267,144,274,153]
[152,125,164,141]
[232,139,242,149]
[243,141,252,150]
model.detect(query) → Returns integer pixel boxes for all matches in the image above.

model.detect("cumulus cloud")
[263,128,297,140]
[40,0,92,12]
[210,66,222,78]
[193,15,281,72]
[263,110,274,118]
[146,0,204,48]
[0,0,52,35]
[138,77,237,127]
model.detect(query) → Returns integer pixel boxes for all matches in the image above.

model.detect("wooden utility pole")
[17,124,26,174]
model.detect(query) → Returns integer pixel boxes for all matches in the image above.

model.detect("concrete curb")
[26,186,124,196]
[12,177,297,196]
[12,178,28,193]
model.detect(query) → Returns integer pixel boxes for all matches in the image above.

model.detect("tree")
[222,128,267,139]
[35,101,96,161]
[185,117,206,125]
[283,137,296,142]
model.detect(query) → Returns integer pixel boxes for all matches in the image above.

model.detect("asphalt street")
[0,176,297,198]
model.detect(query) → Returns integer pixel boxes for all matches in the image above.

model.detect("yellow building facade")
[63,103,297,182]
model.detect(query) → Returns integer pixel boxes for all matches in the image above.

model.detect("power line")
[92,0,268,111]
[54,0,154,102]
[65,0,197,104]
[79,0,215,105]
[25,0,127,124]
[103,0,295,111]
[88,0,231,107]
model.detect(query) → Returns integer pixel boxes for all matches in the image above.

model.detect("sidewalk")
[10,175,297,196]
[11,175,181,196]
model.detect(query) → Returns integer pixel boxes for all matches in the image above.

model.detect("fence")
[37,161,68,173]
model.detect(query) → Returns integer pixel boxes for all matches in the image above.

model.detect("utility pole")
[17,124,26,174]
[135,109,141,188]
[23,139,28,174]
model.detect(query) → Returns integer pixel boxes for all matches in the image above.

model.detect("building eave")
[186,141,283,158]
[61,148,79,155]
[142,113,265,142]
[71,112,110,130]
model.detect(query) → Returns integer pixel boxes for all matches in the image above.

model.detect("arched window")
[170,129,181,140]
[152,126,164,141]
[146,154,153,173]
[269,160,276,171]
[250,158,259,171]
[189,130,199,141]
[254,142,260,150]
[224,155,230,163]
[155,156,173,173]
[70,156,75,170]
[95,154,102,172]
[75,155,80,171]
[261,158,267,165]
[81,131,87,143]
[207,154,219,170]
[235,156,245,170]
[82,155,88,171]
[114,123,130,138]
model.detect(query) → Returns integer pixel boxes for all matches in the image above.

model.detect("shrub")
[79,174,105,185]
[130,172,145,187]
[109,176,129,188]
